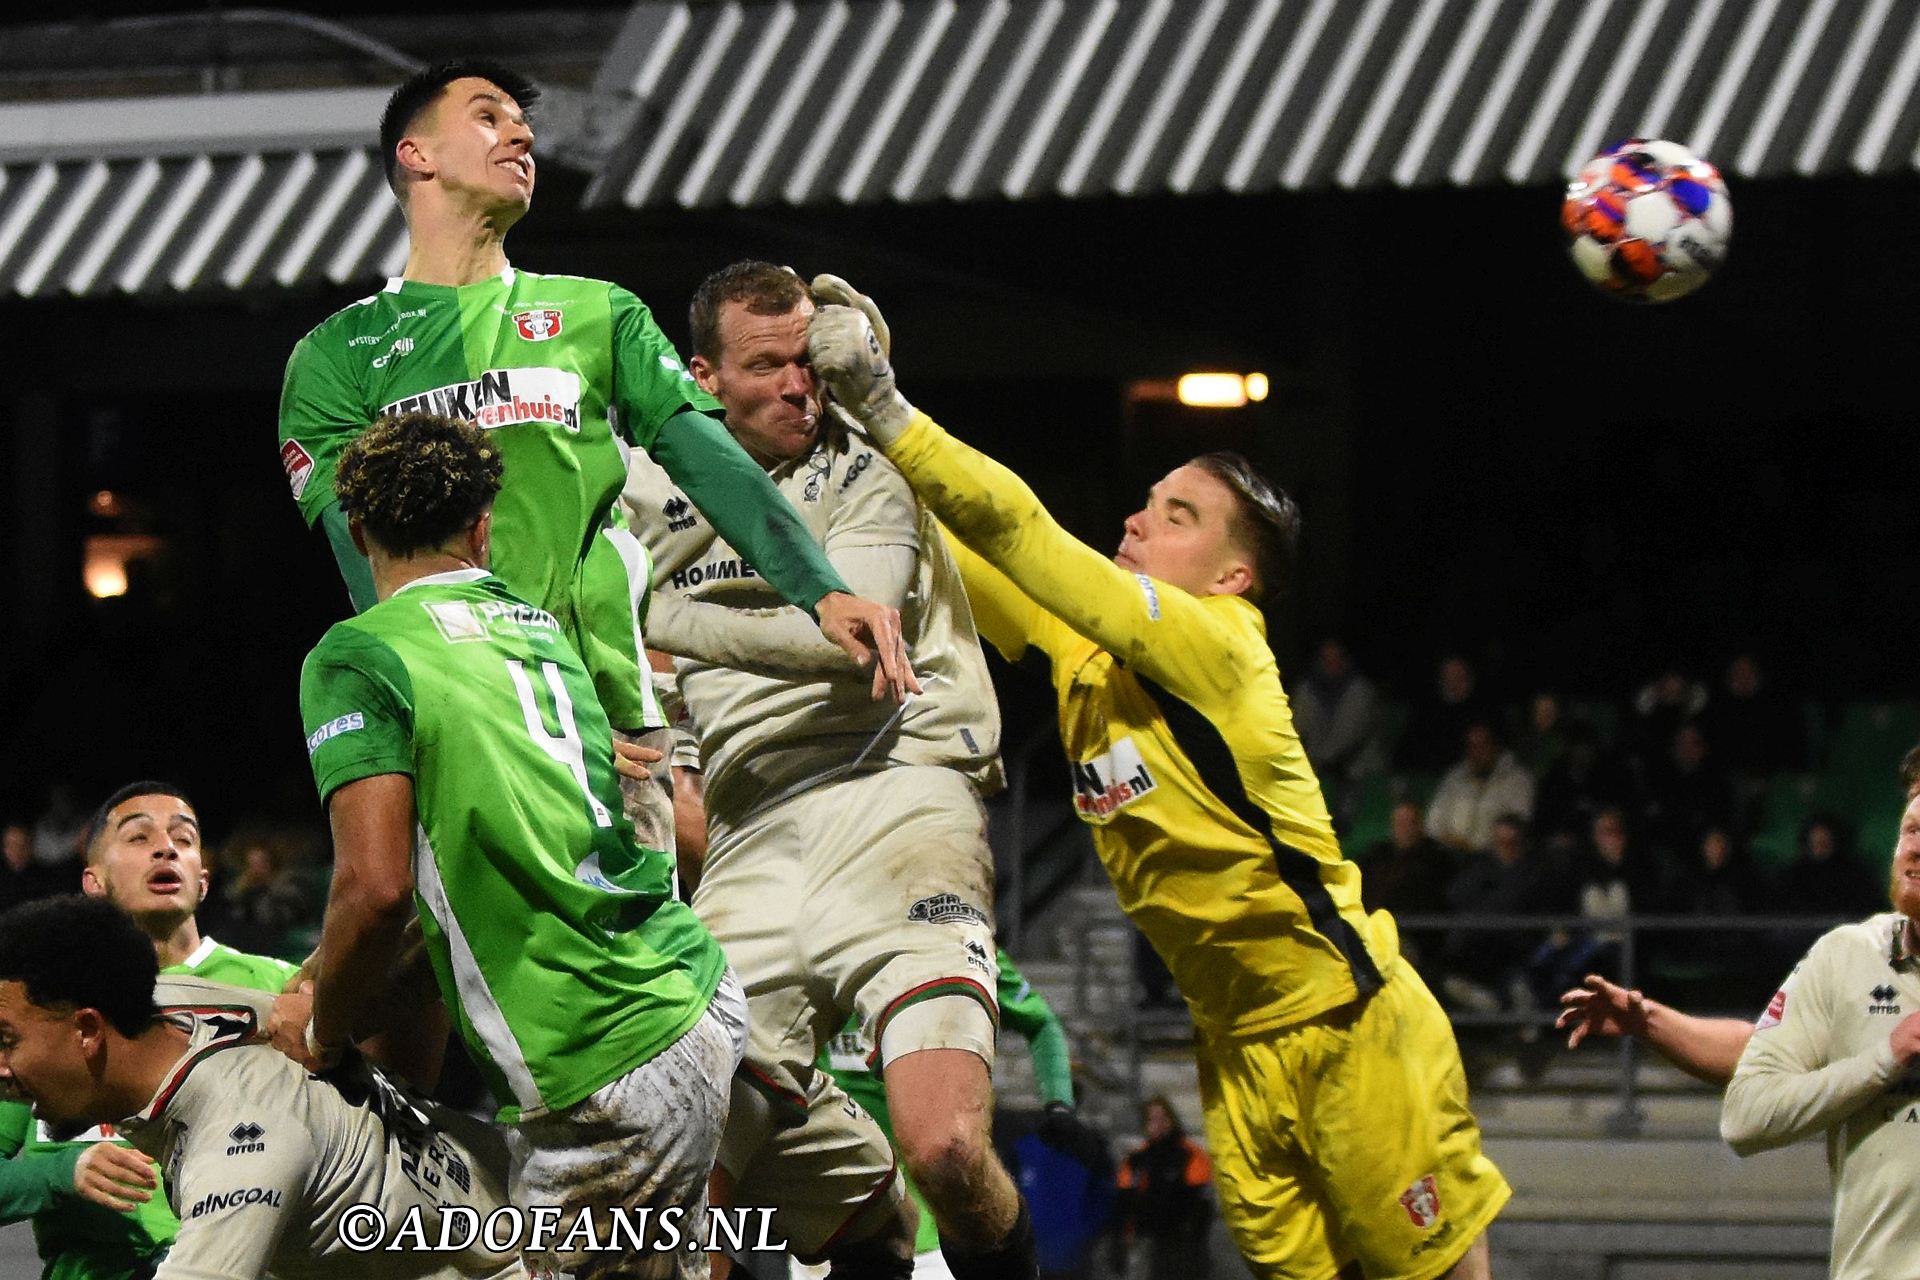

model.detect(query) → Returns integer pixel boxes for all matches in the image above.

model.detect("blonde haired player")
[808,281,1510,1280]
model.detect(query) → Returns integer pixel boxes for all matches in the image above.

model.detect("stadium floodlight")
[1176,372,1268,408]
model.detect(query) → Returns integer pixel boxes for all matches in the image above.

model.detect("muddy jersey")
[116,978,515,1280]
[624,427,1001,825]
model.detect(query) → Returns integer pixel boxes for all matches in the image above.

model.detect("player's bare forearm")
[1643,1003,1753,1086]
[311,774,418,1056]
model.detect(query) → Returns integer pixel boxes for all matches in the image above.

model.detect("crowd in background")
[1295,643,1904,1039]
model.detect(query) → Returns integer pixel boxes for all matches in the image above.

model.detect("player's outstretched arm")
[0,1146,83,1223]
[809,294,1238,693]
[1556,974,1753,1086]
[643,544,921,700]
[651,410,913,700]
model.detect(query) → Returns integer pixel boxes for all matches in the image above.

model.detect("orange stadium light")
[84,534,161,599]
[1176,372,1269,409]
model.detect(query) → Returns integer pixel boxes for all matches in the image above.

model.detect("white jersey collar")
[384,264,515,293]
[396,567,492,595]
[178,935,217,969]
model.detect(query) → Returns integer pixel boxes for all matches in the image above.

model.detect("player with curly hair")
[284,412,743,1280]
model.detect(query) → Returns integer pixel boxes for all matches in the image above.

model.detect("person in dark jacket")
[1113,1096,1213,1279]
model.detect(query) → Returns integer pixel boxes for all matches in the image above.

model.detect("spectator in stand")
[28,785,86,874]
[1361,799,1454,916]
[0,821,63,911]
[1360,799,1453,983]
[1512,691,1571,776]
[1533,717,1638,848]
[1528,807,1663,1006]
[1669,827,1758,918]
[1777,814,1882,919]
[1426,721,1536,854]
[1702,652,1807,781]
[1112,1096,1213,1280]
[1643,722,1736,857]
[1394,653,1493,773]
[1442,814,1564,1015]
[1290,638,1385,824]
[199,828,316,959]
[1630,667,1709,776]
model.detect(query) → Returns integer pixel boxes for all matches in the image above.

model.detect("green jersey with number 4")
[299,568,723,1123]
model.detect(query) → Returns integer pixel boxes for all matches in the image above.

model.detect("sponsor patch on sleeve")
[1755,987,1788,1031]
[280,439,315,500]
[306,712,365,755]
[1133,573,1161,621]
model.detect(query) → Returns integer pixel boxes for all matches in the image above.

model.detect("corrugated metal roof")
[588,0,1920,209]
[0,149,405,297]
[0,89,403,298]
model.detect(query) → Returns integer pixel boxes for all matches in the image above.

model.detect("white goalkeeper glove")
[809,273,891,360]
[808,302,915,447]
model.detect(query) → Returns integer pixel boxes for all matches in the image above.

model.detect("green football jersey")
[818,950,1072,1255]
[278,266,718,613]
[0,942,297,1280]
[299,568,725,1123]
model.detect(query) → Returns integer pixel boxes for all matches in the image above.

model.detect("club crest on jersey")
[280,439,314,500]
[1071,737,1157,823]
[513,309,563,342]
[1399,1175,1441,1228]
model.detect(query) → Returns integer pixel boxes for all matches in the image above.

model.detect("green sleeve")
[996,951,1074,1107]
[318,501,378,614]
[609,285,722,449]
[652,409,850,615]
[0,1145,79,1226]
[278,331,369,528]
[0,1100,28,1158]
[299,626,416,805]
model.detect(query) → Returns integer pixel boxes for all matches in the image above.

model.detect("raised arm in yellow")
[809,278,1508,1280]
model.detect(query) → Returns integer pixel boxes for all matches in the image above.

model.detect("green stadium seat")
[1749,772,1832,869]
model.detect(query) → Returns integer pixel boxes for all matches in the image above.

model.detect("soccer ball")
[1562,138,1731,303]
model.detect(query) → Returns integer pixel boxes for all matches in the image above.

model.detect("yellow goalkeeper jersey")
[888,411,1392,1037]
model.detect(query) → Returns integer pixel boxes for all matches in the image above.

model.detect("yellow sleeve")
[890,411,1247,704]
[935,521,1070,662]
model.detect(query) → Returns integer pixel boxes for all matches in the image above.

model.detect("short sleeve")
[278,332,369,527]
[299,626,416,804]
[823,445,920,555]
[609,285,721,451]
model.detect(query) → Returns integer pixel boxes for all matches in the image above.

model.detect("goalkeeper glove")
[807,303,914,447]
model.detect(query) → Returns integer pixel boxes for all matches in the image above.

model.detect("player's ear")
[688,353,719,396]
[79,864,106,898]
[394,134,434,188]
[347,518,370,559]
[72,1007,106,1058]
[469,510,494,567]
[1213,558,1255,600]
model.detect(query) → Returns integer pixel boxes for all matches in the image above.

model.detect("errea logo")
[1869,984,1901,1015]
[225,1121,266,1155]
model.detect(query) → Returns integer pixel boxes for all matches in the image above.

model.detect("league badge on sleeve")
[1756,987,1788,1031]
[514,309,563,342]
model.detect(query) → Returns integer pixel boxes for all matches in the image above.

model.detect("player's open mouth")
[497,158,530,182]
[147,869,184,893]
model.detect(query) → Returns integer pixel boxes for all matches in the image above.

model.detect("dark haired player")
[809,285,1509,1280]
[285,412,740,1280]
[0,782,298,1280]
[276,59,910,849]
[0,896,516,1280]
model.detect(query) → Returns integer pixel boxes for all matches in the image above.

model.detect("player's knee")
[896,1118,992,1197]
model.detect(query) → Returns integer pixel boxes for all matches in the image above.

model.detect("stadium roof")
[0,89,402,298]
[6,0,1920,296]
[589,0,1920,208]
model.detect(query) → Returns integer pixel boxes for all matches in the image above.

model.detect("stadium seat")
[1748,773,1832,869]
